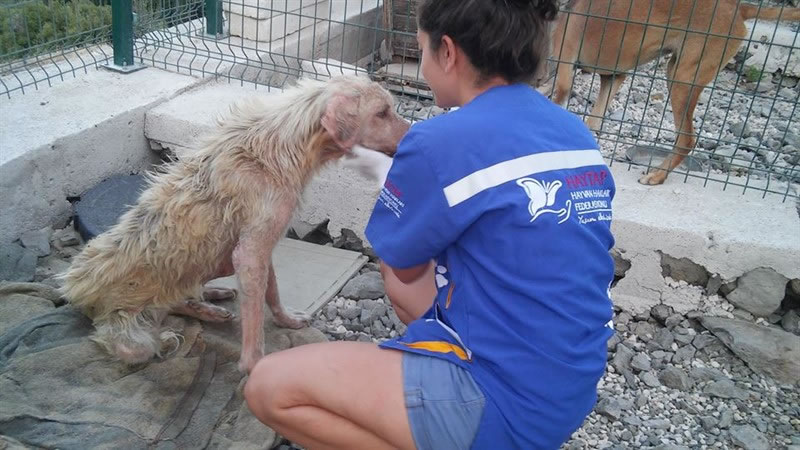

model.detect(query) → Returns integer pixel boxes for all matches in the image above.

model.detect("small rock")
[767,312,784,324]
[651,304,674,325]
[673,329,695,346]
[665,313,684,329]
[635,392,648,408]
[363,262,380,272]
[595,397,623,420]
[359,300,388,325]
[704,379,749,400]
[705,274,723,296]
[732,308,755,321]
[632,322,655,340]
[689,366,726,382]
[615,311,632,326]
[658,366,694,391]
[607,333,621,352]
[339,306,362,320]
[782,309,800,335]
[332,228,364,252]
[621,369,638,388]
[726,268,789,317]
[612,344,635,373]
[372,320,390,339]
[324,303,338,321]
[692,334,720,350]
[672,345,696,366]
[729,120,750,138]
[0,243,38,282]
[20,228,52,257]
[640,371,661,388]
[631,353,652,372]
[340,272,386,299]
[730,425,770,450]
[643,418,671,430]
[653,328,675,350]
[700,416,718,431]
[718,408,734,428]
[622,415,642,426]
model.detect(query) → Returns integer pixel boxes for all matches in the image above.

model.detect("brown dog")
[544,0,800,185]
[58,75,410,373]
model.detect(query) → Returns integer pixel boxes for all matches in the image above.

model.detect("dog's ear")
[321,94,360,150]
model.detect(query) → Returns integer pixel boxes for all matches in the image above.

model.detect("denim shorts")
[402,351,486,450]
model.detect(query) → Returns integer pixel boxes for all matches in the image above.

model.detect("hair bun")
[502,0,558,20]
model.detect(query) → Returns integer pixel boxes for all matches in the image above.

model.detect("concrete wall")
[0,68,204,243]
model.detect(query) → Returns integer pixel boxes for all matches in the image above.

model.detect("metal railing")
[1,0,798,201]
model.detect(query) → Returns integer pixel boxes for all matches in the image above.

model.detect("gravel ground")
[306,258,800,450]
[5,210,797,450]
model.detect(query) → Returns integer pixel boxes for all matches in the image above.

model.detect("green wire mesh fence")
[1,0,799,201]
[0,0,113,95]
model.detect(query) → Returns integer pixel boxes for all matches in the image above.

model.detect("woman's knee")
[244,355,284,423]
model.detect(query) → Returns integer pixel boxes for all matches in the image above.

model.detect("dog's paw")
[173,300,235,322]
[638,170,668,186]
[274,310,310,329]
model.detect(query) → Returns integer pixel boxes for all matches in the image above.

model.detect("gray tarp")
[0,281,326,449]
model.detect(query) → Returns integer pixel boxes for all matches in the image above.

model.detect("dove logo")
[516,178,572,224]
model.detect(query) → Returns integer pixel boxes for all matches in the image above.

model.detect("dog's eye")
[376,107,389,119]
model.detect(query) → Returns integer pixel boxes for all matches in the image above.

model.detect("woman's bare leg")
[380,260,436,325]
[244,342,416,450]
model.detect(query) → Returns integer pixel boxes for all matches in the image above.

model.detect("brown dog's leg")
[586,73,627,131]
[550,12,585,107]
[639,34,740,185]
[265,260,309,329]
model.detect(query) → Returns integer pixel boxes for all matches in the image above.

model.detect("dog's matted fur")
[58,75,410,373]
[543,0,800,185]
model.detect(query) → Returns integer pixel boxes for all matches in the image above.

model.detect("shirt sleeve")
[364,127,462,269]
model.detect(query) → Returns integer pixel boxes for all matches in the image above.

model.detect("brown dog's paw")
[638,170,668,186]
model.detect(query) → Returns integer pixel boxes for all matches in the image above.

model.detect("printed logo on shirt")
[377,179,405,218]
[516,178,572,224]
[564,169,613,225]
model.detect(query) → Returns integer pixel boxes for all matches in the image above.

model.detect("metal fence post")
[205,0,225,38]
[104,0,145,73]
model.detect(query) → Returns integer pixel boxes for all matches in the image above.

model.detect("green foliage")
[743,65,765,83]
[0,0,112,62]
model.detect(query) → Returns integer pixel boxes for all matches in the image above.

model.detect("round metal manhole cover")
[74,174,148,241]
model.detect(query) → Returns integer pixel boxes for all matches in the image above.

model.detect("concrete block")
[227,0,330,43]
[608,165,800,314]
[0,67,203,243]
[145,81,278,155]
[300,59,367,79]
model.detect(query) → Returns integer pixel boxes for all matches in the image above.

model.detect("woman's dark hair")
[417,0,559,84]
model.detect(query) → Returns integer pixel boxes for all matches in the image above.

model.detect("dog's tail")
[739,4,800,22]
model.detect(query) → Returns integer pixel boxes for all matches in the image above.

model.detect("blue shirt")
[365,84,615,449]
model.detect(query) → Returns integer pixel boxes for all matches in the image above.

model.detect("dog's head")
[320,75,410,157]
